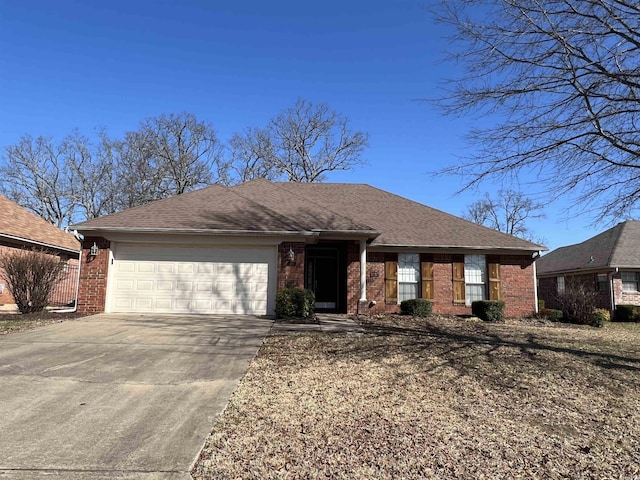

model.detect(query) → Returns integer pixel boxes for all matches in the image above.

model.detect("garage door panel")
[110,244,273,315]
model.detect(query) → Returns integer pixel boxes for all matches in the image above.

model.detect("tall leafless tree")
[136,113,228,193]
[463,189,545,241]
[435,0,640,220]
[230,98,368,183]
[63,129,120,219]
[0,113,227,225]
[1,135,74,227]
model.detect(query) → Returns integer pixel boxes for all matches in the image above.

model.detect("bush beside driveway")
[193,317,640,479]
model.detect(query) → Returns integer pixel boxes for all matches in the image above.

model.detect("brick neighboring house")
[537,221,640,312]
[71,179,546,317]
[0,195,81,310]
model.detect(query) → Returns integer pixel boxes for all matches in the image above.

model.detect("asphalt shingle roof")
[536,220,640,275]
[74,179,544,251]
[0,195,80,253]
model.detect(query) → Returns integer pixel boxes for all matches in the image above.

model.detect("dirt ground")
[193,315,640,480]
[0,311,86,335]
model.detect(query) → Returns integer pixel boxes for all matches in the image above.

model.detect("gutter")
[0,233,80,257]
[70,227,323,237]
[608,267,618,312]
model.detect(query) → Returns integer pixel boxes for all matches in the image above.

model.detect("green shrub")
[400,298,433,317]
[540,308,563,322]
[592,308,610,327]
[472,300,505,322]
[275,288,315,318]
[613,304,640,322]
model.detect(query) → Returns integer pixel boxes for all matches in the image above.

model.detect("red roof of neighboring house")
[0,195,80,254]
[73,179,545,252]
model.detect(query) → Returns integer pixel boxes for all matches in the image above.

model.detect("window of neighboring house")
[398,253,420,302]
[621,271,640,292]
[464,254,486,305]
[557,276,565,294]
[596,273,608,292]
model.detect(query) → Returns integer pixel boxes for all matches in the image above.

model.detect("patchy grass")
[0,311,86,335]
[193,316,640,480]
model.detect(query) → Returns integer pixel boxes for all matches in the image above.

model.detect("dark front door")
[306,246,342,312]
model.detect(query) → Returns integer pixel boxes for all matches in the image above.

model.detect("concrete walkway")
[0,314,272,480]
[270,314,364,334]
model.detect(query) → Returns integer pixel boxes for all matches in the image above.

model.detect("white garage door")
[109,243,274,315]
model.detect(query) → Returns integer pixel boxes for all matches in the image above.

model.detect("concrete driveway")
[0,313,273,479]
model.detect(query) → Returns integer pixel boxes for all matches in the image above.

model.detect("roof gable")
[536,221,640,275]
[0,195,80,253]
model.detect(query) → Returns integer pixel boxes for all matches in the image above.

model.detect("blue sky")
[0,0,607,250]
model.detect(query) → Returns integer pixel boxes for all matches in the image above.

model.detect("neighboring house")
[0,195,81,310]
[71,179,545,317]
[537,221,640,312]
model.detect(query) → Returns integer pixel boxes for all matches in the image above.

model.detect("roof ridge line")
[608,221,627,266]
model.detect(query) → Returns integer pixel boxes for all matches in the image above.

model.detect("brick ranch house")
[72,179,546,317]
[537,220,640,312]
[0,194,80,310]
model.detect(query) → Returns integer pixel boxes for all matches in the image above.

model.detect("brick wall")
[77,237,110,314]
[277,242,305,289]
[0,245,17,307]
[539,272,616,312]
[353,251,537,317]
[613,272,640,306]
[346,241,361,314]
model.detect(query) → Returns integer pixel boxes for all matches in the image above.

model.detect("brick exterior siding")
[613,273,640,306]
[0,245,17,307]
[539,271,640,313]
[76,237,539,318]
[277,242,306,289]
[349,249,537,317]
[76,237,110,314]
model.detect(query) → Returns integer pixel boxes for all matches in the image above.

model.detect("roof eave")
[537,265,615,277]
[0,233,80,256]
[72,226,381,239]
[370,243,545,252]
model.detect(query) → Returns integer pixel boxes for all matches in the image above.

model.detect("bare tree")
[0,113,226,224]
[230,98,368,183]
[137,113,227,194]
[1,135,74,227]
[228,127,281,183]
[0,248,66,313]
[463,189,545,241]
[435,0,640,220]
[63,129,120,219]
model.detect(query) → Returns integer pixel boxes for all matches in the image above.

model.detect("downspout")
[533,251,541,313]
[608,267,618,313]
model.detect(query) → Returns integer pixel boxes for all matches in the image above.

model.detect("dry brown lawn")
[0,311,85,334]
[193,316,640,480]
